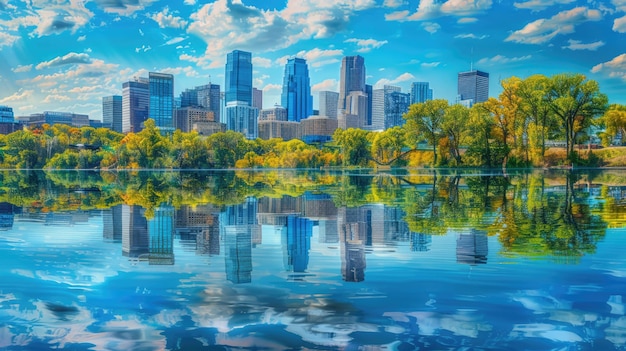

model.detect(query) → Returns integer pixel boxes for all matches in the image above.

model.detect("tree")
[333,128,371,167]
[404,99,448,165]
[370,127,407,166]
[464,103,497,167]
[206,130,251,169]
[517,74,554,164]
[442,104,470,165]
[547,74,608,163]
[598,104,626,146]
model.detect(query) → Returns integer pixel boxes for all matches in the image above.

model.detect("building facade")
[102,95,122,132]
[225,50,253,106]
[281,58,313,122]
[318,91,339,119]
[149,72,174,133]
[225,101,258,139]
[457,70,489,107]
[180,84,221,123]
[0,105,14,123]
[301,116,339,144]
[252,87,263,111]
[410,82,433,104]
[122,77,149,133]
[339,55,366,111]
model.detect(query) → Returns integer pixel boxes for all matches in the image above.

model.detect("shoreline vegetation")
[1,73,625,171]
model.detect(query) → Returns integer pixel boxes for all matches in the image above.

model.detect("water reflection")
[1,170,626,350]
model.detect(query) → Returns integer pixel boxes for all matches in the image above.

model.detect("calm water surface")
[0,170,625,350]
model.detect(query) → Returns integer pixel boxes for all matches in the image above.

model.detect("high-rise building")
[252,87,263,111]
[102,95,122,132]
[122,77,149,133]
[180,83,221,122]
[225,50,253,106]
[385,90,411,129]
[410,82,433,104]
[345,91,369,128]
[281,58,313,122]
[457,70,489,107]
[365,84,373,126]
[318,91,339,119]
[339,55,366,111]
[0,105,14,123]
[225,101,258,139]
[149,72,174,133]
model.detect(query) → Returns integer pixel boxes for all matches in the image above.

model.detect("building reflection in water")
[0,202,17,231]
[175,204,221,256]
[119,205,149,260]
[338,207,367,282]
[456,229,488,264]
[148,203,175,265]
[221,197,258,284]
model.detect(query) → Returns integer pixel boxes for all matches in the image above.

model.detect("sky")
[0,0,625,121]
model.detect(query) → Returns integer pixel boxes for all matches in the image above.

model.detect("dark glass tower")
[281,58,313,122]
[149,72,174,132]
[122,78,149,133]
[102,95,122,132]
[339,55,366,111]
[225,50,253,106]
[457,70,489,106]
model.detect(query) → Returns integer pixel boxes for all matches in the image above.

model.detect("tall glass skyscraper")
[457,70,489,106]
[149,72,174,132]
[225,50,253,106]
[410,82,433,104]
[102,95,122,132]
[339,55,366,111]
[281,58,313,122]
[180,83,221,122]
[318,91,339,119]
[122,77,149,133]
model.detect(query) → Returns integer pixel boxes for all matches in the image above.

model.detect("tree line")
[1,73,625,170]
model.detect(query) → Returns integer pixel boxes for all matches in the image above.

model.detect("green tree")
[404,99,448,165]
[442,104,470,165]
[547,74,608,163]
[206,130,251,168]
[333,128,371,167]
[518,74,554,164]
[370,127,407,166]
[598,104,626,146]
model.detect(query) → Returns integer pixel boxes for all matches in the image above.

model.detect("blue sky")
[0,0,625,121]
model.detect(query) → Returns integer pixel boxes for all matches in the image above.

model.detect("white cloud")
[514,0,575,11]
[383,0,405,8]
[0,31,20,47]
[184,0,196,4]
[614,15,626,32]
[421,22,441,33]
[138,28,144,36]
[477,54,532,65]
[458,17,478,23]
[36,52,92,70]
[160,66,200,78]
[12,64,33,73]
[591,53,626,80]
[43,94,71,103]
[135,45,151,53]
[164,37,186,46]
[149,7,188,29]
[262,83,282,93]
[506,7,602,44]
[562,39,605,51]
[386,0,492,21]
[311,79,339,93]
[252,57,273,68]
[374,72,416,88]
[277,48,343,67]
[186,0,375,68]
[421,62,441,68]
[344,38,388,52]
[0,90,34,104]
[91,0,158,16]
[455,33,489,39]
[77,35,86,41]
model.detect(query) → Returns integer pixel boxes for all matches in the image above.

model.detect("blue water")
[1,173,626,350]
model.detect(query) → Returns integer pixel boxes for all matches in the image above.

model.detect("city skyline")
[1,0,625,121]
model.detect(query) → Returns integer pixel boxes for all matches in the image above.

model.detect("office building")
[253,87,263,111]
[180,83,221,122]
[410,82,433,104]
[148,72,174,133]
[102,95,122,132]
[371,85,410,130]
[122,77,149,133]
[258,106,300,140]
[318,91,339,119]
[301,116,338,144]
[0,105,14,123]
[281,58,313,122]
[457,70,489,107]
[339,55,366,111]
[345,90,369,128]
[225,50,253,106]
[225,101,258,139]
[174,106,217,132]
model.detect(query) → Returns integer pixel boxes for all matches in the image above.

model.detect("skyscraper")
[225,50,253,106]
[180,83,221,122]
[149,72,174,133]
[281,58,313,122]
[339,55,366,111]
[252,87,263,111]
[410,82,433,104]
[318,91,339,119]
[371,85,410,130]
[225,101,258,139]
[457,70,489,107]
[0,105,14,123]
[102,95,122,132]
[122,77,149,133]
